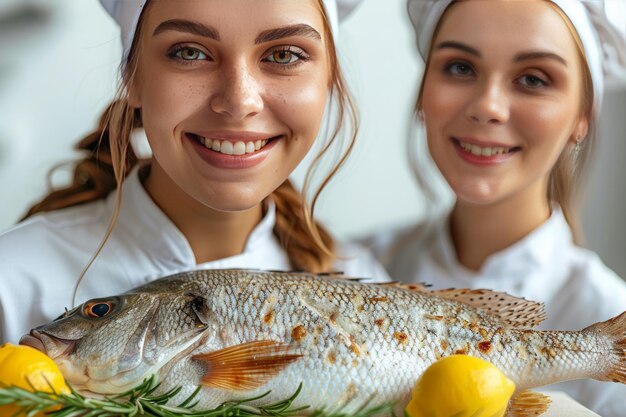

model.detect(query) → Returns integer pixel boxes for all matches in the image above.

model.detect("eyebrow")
[153,19,220,41]
[514,51,568,66]
[152,20,321,45]
[436,40,568,68]
[255,24,321,44]
[435,41,481,57]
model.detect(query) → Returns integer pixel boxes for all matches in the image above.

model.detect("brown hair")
[412,0,595,243]
[24,0,358,274]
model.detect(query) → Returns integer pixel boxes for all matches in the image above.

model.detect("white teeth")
[233,141,246,155]
[194,135,274,155]
[459,140,513,157]
[220,141,234,155]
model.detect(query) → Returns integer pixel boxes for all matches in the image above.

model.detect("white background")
[0,0,625,278]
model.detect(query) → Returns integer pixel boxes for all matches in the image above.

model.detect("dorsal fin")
[192,340,302,391]
[377,281,433,292]
[386,283,546,328]
[430,288,546,328]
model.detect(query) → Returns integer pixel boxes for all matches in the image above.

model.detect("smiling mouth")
[454,138,521,157]
[186,133,280,156]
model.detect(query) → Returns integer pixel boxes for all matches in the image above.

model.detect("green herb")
[0,376,395,417]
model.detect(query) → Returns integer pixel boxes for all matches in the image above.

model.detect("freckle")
[349,343,361,356]
[291,325,307,342]
[440,340,449,350]
[327,351,337,364]
[374,318,384,327]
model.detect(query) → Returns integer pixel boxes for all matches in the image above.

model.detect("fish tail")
[586,311,626,384]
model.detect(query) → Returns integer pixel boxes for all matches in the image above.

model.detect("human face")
[421,0,589,207]
[132,0,330,212]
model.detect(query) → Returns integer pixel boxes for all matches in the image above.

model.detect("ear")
[571,115,589,144]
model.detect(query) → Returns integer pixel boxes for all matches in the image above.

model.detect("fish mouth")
[19,330,77,359]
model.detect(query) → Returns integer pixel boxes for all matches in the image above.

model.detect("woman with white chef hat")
[0,0,387,344]
[366,0,626,415]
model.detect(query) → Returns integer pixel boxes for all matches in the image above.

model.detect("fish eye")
[84,300,116,319]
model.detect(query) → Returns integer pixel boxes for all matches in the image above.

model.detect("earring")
[572,136,582,159]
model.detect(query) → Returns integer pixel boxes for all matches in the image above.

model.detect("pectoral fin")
[192,340,302,391]
[505,390,551,417]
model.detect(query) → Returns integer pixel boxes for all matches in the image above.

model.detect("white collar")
[106,165,278,267]
[437,207,574,277]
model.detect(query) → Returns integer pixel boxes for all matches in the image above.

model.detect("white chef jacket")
[365,208,626,417]
[0,167,388,344]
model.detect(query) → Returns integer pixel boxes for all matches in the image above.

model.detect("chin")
[450,179,502,207]
[201,190,269,213]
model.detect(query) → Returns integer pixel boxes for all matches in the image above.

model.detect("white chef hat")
[407,0,626,114]
[99,0,363,68]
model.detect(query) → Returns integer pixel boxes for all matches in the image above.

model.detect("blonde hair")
[24,0,358,275]
[411,0,595,242]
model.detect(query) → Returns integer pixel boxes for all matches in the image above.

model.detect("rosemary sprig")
[0,376,394,417]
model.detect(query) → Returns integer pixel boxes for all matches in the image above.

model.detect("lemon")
[0,343,70,416]
[405,355,516,417]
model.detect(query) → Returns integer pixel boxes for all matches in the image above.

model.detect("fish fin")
[584,310,626,383]
[192,340,303,391]
[430,289,546,328]
[505,390,551,417]
[376,281,433,292]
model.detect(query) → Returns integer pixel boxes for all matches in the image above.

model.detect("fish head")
[20,286,211,394]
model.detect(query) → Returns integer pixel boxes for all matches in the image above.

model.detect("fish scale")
[20,269,626,413]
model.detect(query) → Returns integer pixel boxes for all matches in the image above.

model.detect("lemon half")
[406,355,516,417]
[0,343,70,416]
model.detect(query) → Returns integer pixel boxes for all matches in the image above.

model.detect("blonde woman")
[367,0,626,415]
[0,0,387,344]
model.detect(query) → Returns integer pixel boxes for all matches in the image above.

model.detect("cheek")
[269,76,328,141]
[514,100,575,149]
[141,72,207,130]
[422,79,466,132]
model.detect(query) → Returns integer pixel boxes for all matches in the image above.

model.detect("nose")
[465,78,510,124]
[210,62,264,120]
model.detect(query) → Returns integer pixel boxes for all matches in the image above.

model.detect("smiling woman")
[0,0,387,345]
[365,1,626,416]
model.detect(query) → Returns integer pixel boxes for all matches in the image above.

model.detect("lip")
[19,330,76,359]
[185,132,280,169]
[451,136,520,166]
